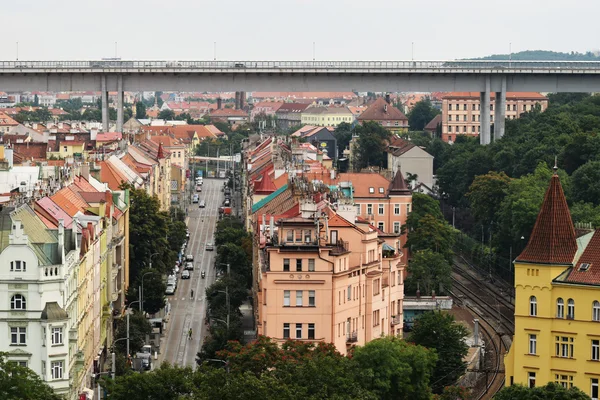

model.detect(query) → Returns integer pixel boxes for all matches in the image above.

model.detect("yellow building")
[505,170,600,399]
[47,140,87,159]
[301,106,354,127]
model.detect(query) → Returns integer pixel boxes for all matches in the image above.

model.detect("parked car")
[167,275,177,288]
[165,284,175,295]
[186,254,194,262]
[185,262,194,270]
[205,243,214,251]
[181,270,190,279]
[192,194,199,203]
[201,271,206,279]
[199,200,206,208]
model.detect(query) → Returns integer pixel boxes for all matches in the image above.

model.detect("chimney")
[330,169,335,180]
[385,93,391,104]
[90,127,98,141]
[4,147,13,169]
[58,219,65,263]
[270,216,275,242]
[384,103,388,113]
[217,98,222,110]
[81,163,90,181]
[235,92,240,109]
[240,92,246,109]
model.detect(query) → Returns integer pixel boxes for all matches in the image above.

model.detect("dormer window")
[369,187,374,194]
[379,188,384,194]
[10,261,26,272]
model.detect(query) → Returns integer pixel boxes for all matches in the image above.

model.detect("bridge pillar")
[116,75,124,133]
[494,76,507,141]
[101,75,109,132]
[479,76,491,145]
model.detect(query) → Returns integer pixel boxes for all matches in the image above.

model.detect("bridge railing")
[2,60,600,70]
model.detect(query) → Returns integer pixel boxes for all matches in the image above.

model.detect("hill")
[466,50,600,61]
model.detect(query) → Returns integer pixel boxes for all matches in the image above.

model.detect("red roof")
[517,173,577,265]
[358,97,407,122]
[388,169,411,196]
[564,231,600,285]
[254,173,277,195]
[96,132,123,142]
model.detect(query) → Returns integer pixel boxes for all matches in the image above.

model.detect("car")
[181,270,190,279]
[201,271,205,279]
[185,262,194,271]
[165,284,175,295]
[199,200,206,208]
[167,275,177,288]
[192,194,199,203]
[172,265,180,274]
[186,254,194,262]
[196,185,202,192]
[205,243,214,251]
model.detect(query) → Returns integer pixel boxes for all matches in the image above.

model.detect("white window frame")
[51,361,63,380]
[369,187,374,194]
[394,204,400,215]
[377,222,384,231]
[529,334,537,355]
[10,294,26,310]
[10,327,26,345]
[393,222,400,234]
[308,323,315,340]
[593,300,600,322]
[591,378,599,400]
[557,298,564,319]
[295,323,302,339]
[528,371,536,388]
[296,291,303,307]
[283,290,290,307]
[367,204,373,215]
[592,340,599,361]
[308,259,315,272]
[378,204,384,215]
[283,323,290,339]
[308,290,315,307]
[51,327,63,345]
[530,296,537,316]
[567,298,575,319]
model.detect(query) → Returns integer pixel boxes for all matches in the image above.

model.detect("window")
[529,334,537,355]
[10,327,26,345]
[10,294,26,310]
[296,323,302,339]
[63,146,67,153]
[448,126,452,133]
[367,204,373,215]
[373,279,380,295]
[393,222,400,234]
[347,285,352,301]
[283,323,290,339]
[567,298,575,319]
[304,230,312,243]
[373,310,380,326]
[295,230,302,242]
[530,296,537,316]
[406,204,411,213]
[51,361,63,380]
[472,104,476,111]
[10,261,26,272]
[308,259,315,272]
[378,204,384,215]
[472,115,476,122]
[308,323,315,339]
[594,301,600,321]
[296,259,302,272]
[448,104,452,111]
[283,290,290,307]
[593,340,600,361]
[471,126,476,133]
[513,104,516,111]
[330,230,338,244]
[379,187,384,194]
[523,105,527,111]
[296,291,303,306]
[555,374,574,389]
[394,204,400,215]
[369,187,374,194]
[555,336,574,358]
[286,230,293,242]
[557,298,564,318]
[51,327,63,345]
[9,360,27,368]
[463,104,467,111]
[308,290,315,306]
[377,222,384,231]
[592,378,599,400]
[463,125,467,133]
[283,259,290,272]
[528,372,536,388]
[463,115,467,121]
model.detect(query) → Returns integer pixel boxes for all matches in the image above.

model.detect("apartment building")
[301,106,354,127]
[357,97,409,133]
[441,92,548,142]
[257,200,404,354]
[504,171,600,399]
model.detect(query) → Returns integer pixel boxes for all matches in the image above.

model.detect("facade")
[257,201,405,355]
[357,97,409,133]
[209,108,249,128]
[386,136,435,191]
[275,103,310,130]
[441,92,548,143]
[250,102,284,122]
[291,126,338,160]
[505,171,600,399]
[301,106,354,127]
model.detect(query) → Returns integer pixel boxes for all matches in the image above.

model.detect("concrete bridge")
[2,59,600,144]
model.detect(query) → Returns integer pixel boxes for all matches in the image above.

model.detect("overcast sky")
[3,0,599,61]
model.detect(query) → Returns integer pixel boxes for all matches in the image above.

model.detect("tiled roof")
[442,92,548,100]
[34,197,74,229]
[0,113,19,126]
[337,172,391,198]
[517,174,578,265]
[79,192,107,203]
[254,173,277,194]
[210,108,248,117]
[251,92,357,100]
[73,176,97,192]
[205,124,224,136]
[388,170,411,196]
[96,132,123,142]
[303,106,352,115]
[563,231,600,285]
[98,161,129,191]
[387,136,416,156]
[424,114,442,131]
[252,184,292,214]
[276,103,310,113]
[358,98,408,122]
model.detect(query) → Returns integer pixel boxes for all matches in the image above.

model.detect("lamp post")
[125,301,140,362]
[206,358,229,374]
[148,252,160,269]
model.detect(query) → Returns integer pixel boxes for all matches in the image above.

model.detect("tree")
[407,98,440,131]
[466,171,511,226]
[114,310,153,355]
[494,382,591,400]
[405,250,452,296]
[405,193,444,232]
[333,122,354,156]
[33,94,39,106]
[352,336,438,400]
[0,353,61,400]
[433,386,471,400]
[571,161,600,205]
[354,121,391,170]
[158,109,175,120]
[408,312,469,393]
[135,102,147,119]
[133,268,166,315]
[405,214,455,262]
[570,201,600,228]
[82,108,102,121]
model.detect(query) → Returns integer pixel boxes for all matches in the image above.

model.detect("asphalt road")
[158,177,225,368]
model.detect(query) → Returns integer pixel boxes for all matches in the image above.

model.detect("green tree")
[466,171,511,226]
[133,269,166,315]
[82,108,102,121]
[433,386,471,400]
[135,102,147,119]
[114,310,153,355]
[158,109,175,120]
[33,94,39,106]
[570,201,600,228]
[405,193,444,232]
[352,336,438,400]
[405,249,452,296]
[0,353,61,400]
[571,161,600,205]
[494,382,591,400]
[405,214,455,262]
[333,121,355,157]
[407,98,440,131]
[354,121,391,170]
[408,312,469,393]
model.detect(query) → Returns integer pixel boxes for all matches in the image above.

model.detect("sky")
[2,0,599,61]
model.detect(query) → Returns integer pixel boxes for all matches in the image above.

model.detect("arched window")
[567,299,575,319]
[530,296,537,316]
[10,294,26,310]
[593,301,600,322]
[556,298,564,319]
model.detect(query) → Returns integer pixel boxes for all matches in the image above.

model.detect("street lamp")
[205,358,229,374]
[149,252,160,269]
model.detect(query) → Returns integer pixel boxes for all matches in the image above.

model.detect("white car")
[181,270,190,279]
[186,254,194,262]
[165,284,175,295]
[185,262,194,271]
[205,243,214,251]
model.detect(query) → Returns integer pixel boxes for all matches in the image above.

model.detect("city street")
[158,177,225,368]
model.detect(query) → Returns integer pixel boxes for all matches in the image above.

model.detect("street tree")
[466,171,511,226]
[408,311,469,393]
[132,268,166,315]
[405,250,452,296]
[351,336,438,400]
[404,193,444,233]
[494,382,590,400]
[407,98,440,131]
[0,353,61,400]
[114,310,153,355]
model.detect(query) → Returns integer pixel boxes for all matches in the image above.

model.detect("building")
[209,108,249,129]
[275,103,310,130]
[250,102,284,122]
[441,92,548,143]
[301,106,354,127]
[504,170,600,398]
[386,136,435,191]
[357,97,409,133]
[256,200,405,355]
[424,114,442,136]
[291,126,338,160]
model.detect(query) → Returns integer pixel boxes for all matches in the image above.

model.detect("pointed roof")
[254,173,277,195]
[157,142,165,159]
[388,169,411,196]
[517,174,577,265]
[357,97,407,122]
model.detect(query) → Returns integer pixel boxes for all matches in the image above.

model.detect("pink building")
[257,200,405,354]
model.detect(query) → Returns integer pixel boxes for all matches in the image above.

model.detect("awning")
[382,243,395,251]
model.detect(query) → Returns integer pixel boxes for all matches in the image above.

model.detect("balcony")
[391,315,402,326]
[330,240,350,255]
[346,331,358,343]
